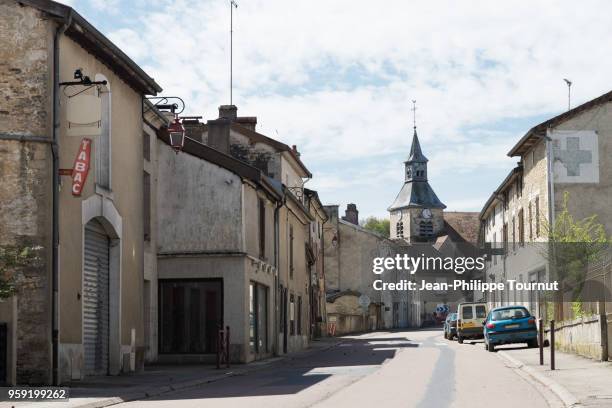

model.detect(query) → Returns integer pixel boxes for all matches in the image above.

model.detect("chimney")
[324,205,339,223]
[182,116,204,143]
[218,105,237,121]
[342,203,359,225]
[235,116,257,131]
[206,118,231,154]
[292,145,301,158]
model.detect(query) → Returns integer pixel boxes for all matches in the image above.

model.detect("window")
[475,305,487,318]
[535,196,540,237]
[518,209,524,247]
[143,171,151,241]
[462,306,473,320]
[528,202,533,241]
[249,282,268,353]
[419,220,433,237]
[289,294,295,335]
[289,225,294,279]
[491,307,529,321]
[143,132,150,161]
[512,217,516,251]
[502,223,508,256]
[258,198,266,259]
[492,233,497,265]
[297,296,302,335]
[396,221,404,238]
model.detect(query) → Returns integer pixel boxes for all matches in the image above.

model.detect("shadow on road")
[141,336,417,400]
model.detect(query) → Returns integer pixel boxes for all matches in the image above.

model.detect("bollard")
[539,318,544,366]
[550,320,555,370]
[226,325,231,368]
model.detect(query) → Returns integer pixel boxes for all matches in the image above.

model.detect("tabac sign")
[72,138,92,196]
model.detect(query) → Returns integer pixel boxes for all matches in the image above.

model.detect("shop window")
[159,279,222,354]
[249,282,268,353]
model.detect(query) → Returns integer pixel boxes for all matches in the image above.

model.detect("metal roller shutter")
[83,221,110,376]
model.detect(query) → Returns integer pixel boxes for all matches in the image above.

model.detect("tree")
[540,191,610,319]
[361,217,390,238]
[0,244,42,300]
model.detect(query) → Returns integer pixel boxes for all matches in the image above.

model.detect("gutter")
[52,14,72,386]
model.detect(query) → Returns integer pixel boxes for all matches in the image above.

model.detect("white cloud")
[97,0,612,214]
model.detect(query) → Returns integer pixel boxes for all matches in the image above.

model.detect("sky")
[60,0,612,219]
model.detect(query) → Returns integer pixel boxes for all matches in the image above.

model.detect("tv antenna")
[230,0,238,105]
[563,78,572,111]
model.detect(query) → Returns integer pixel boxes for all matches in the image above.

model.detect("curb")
[497,351,583,408]
[65,339,342,408]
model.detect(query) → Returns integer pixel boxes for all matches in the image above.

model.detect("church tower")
[388,125,446,242]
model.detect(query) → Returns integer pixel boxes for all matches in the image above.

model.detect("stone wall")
[0,0,53,384]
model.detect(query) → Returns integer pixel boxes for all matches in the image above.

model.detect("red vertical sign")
[72,138,92,196]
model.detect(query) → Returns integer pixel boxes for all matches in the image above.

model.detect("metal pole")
[226,326,231,368]
[539,318,544,365]
[550,320,555,370]
[229,1,237,105]
[230,2,233,105]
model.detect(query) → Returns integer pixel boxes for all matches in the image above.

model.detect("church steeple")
[407,129,428,163]
[405,130,428,182]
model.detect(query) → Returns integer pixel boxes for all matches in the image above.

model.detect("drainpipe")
[52,14,72,386]
[273,198,283,355]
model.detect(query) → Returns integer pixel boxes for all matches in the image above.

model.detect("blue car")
[483,306,538,352]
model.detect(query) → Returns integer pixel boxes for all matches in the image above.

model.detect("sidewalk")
[498,345,612,407]
[0,338,340,408]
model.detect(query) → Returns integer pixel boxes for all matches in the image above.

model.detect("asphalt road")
[118,329,560,408]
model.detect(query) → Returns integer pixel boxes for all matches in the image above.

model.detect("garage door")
[83,220,110,376]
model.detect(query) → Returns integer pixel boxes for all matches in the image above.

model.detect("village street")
[115,329,558,408]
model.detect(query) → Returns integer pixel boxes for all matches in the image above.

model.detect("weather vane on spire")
[411,100,417,132]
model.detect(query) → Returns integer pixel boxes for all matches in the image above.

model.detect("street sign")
[358,294,371,309]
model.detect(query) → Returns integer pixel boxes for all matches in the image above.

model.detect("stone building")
[0,0,161,384]
[157,105,317,358]
[323,204,396,335]
[479,90,612,360]
[155,129,282,363]
[304,189,329,338]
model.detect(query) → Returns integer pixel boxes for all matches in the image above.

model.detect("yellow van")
[457,302,487,343]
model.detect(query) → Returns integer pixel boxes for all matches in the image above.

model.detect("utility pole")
[230,0,238,105]
[563,78,572,111]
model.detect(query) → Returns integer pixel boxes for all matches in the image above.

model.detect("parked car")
[443,313,458,340]
[484,306,538,352]
[457,302,487,343]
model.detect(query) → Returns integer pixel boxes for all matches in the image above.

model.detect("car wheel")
[527,339,538,348]
[488,342,495,352]
[458,335,463,344]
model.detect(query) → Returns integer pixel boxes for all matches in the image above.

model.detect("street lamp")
[168,114,185,153]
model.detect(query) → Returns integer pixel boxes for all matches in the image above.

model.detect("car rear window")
[462,306,473,319]
[491,308,529,321]
[475,305,487,318]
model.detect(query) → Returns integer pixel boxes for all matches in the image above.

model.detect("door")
[83,220,110,376]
